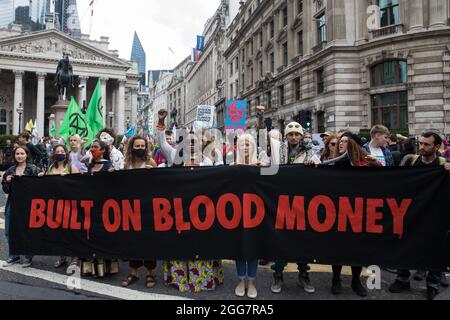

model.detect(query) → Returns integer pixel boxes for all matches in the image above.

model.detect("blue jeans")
[5,204,32,261]
[236,260,258,281]
[397,270,442,290]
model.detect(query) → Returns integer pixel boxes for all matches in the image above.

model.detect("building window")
[236,57,239,72]
[317,13,327,43]
[297,31,303,56]
[242,73,245,91]
[269,20,274,38]
[270,52,275,73]
[250,67,254,85]
[279,85,285,106]
[259,31,263,47]
[230,83,234,98]
[282,42,288,66]
[230,62,233,76]
[371,60,407,87]
[316,68,325,94]
[294,77,301,101]
[371,91,408,130]
[259,60,263,77]
[298,0,304,15]
[379,0,399,27]
[256,96,261,106]
[266,91,272,109]
[250,39,254,56]
[283,7,288,27]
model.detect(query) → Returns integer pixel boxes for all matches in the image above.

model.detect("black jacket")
[2,164,41,206]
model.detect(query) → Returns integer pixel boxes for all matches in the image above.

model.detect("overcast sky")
[77,0,220,70]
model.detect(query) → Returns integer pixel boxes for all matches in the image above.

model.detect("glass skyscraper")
[0,0,14,28]
[0,0,47,31]
[0,0,81,36]
[131,31,147,87]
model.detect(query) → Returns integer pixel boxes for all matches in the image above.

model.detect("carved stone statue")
[54,53,74,101]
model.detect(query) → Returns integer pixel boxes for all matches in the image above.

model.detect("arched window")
[371,60,407,87]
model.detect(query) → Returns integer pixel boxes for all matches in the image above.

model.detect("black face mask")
[55,154,66,162]
[132,149,147,159]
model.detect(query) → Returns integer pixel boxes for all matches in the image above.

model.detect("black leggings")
[332,265,363,281]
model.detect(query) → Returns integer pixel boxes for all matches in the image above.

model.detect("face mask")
[91,149,103,160]
[55,154,66,162]
[132,149,147,159]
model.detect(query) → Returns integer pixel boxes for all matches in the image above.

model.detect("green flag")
[59,96,94,145]
[86,79,104,136]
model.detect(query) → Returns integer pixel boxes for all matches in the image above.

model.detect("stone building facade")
[167,56,192,127]
[0,26,141,136]
[184,0,231,129]
[223,0,450,136]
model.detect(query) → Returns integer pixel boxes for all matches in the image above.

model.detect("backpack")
[411,155,447,166]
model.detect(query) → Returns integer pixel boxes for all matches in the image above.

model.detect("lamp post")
[16,103,24,134]
[108,111,114,128]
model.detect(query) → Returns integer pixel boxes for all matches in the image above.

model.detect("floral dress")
[163,260,224,293]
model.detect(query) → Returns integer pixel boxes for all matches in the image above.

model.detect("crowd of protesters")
[1,105,450,300]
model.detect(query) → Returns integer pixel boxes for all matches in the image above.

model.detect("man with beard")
[389,131,450,300]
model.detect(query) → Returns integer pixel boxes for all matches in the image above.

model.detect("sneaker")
[3,257,20,267]
[298,272,315,294]
[271,274,283,294]
[21,258,32,268]
[413,270,427,281]
[351,279,368,297]
[441,274,449,288]
[389,280,411,293]
[247,281,257,299]
[235,280,246,298]
[427,287,439,300]
[331,278,343,295]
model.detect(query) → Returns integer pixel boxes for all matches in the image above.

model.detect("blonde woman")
[232,134,260,299]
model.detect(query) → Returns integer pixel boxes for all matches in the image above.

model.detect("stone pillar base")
[50,100,70,139]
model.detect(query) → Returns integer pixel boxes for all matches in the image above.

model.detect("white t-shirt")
[369,146,386,167]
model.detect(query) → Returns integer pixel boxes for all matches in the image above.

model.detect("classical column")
[13,70,24,135]
[356,0,369,45]
[408,0,425,32]
[117,80,126,134]
[131,87,138,123]
[78,76,88,109]
[100,77,108,126]
[429,0,448,29]
[36,72,46,137]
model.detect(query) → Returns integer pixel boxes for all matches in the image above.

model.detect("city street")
[0,191,448,301]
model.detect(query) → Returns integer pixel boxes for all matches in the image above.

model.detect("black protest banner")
[10,166,450,270]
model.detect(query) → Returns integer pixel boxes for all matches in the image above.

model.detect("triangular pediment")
[0,29,130,67]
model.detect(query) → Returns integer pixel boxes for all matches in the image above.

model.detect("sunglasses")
[288,124,301,129]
